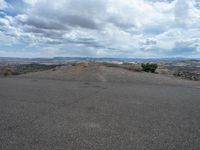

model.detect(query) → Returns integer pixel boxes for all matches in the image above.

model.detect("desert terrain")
[0,60,200,150]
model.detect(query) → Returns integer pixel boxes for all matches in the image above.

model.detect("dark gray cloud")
[172,41,198,54]
[60,15,99,29]
[19,16,68,30]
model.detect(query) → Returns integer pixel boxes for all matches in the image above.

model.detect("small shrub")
[3,71,9,76]
[141,63,158,73]
[3,69,14,76]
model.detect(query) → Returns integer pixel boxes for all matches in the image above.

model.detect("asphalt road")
[0,77,200,150]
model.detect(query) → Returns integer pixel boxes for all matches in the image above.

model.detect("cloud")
[165,39,200,57]
[0,0,200,57]
[0,0,7,10]
[195,0,200,9]
[139,38,157,51]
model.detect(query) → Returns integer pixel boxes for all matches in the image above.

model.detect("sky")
[0,0,200,58]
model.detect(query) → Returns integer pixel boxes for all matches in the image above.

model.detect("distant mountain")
[0,57,199,63]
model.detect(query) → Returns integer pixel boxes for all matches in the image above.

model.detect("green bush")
[3,69,13,76]
[141,63,158,73]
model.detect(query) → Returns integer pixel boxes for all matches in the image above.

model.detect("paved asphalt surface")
[0,77,200,150]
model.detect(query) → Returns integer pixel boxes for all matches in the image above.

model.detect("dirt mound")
[20,63,106,82]
[19,63,199,86]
